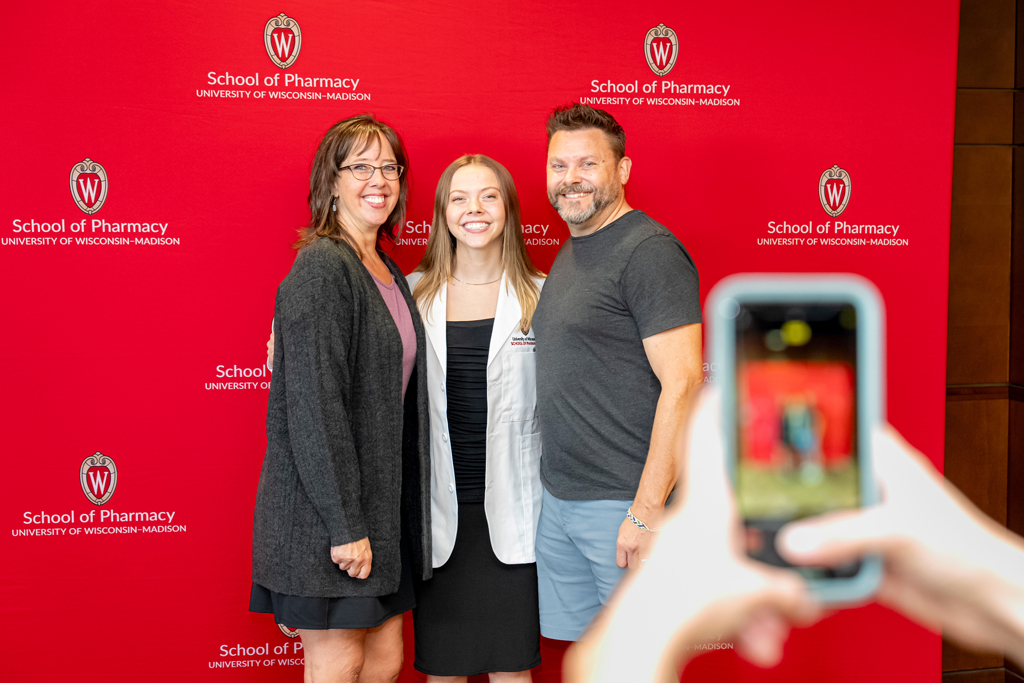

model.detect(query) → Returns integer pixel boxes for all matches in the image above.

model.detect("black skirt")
[413,503,541,676]
[249,533,415,630]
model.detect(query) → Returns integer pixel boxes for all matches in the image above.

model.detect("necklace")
[451,274,500,286]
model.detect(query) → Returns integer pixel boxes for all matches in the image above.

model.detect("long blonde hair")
[414,155,544,334]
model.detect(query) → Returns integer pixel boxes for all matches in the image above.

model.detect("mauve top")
[371,270,417,399]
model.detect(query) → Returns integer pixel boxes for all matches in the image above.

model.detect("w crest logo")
[645,23,679,77]
[264,13,302,69]
[80,452,118,506]
[819,165,852,217]
[69,158,108,215]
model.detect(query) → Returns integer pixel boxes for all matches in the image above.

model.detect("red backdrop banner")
[1,1,959,681]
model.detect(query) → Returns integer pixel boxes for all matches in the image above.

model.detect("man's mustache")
[555,182,596,196]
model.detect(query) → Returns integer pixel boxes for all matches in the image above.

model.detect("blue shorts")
[534,488,631,641]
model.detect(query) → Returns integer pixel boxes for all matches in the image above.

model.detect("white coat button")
[442,434,448,442]
[440,382,445,392]
[448,484,455,493]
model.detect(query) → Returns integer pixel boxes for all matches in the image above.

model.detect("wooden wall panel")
[943,642,1006,674]
[957,0,1016,88]
[945,396,1010,524]
[1012,148,1024,387]
[941,668,1016,683]
[956,90,1014,144]
[947,146,1013,385]
[1009,396,1024,536]
[944,4,1021,676]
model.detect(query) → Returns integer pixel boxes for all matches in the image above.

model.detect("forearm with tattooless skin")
[631,382,696,517]
[633,324,705,519]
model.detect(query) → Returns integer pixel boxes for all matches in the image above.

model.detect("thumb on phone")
[777,505,891,567]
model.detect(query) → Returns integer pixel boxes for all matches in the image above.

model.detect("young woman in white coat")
[407,155,546,683]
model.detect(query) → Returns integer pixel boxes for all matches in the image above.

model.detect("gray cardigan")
[252,237,431,598]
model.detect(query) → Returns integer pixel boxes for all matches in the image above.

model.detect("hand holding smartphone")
[707,274,884,602]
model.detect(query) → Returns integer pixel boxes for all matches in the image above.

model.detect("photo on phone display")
[734,302,861,579]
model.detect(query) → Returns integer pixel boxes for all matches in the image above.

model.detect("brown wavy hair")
[413,155,544,334]
[294,114,410,256]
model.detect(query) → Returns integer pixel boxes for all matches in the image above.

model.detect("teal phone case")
[707,273,884,603]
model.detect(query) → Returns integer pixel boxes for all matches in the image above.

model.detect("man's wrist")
[629,501,665,527]
[627,507,662,533]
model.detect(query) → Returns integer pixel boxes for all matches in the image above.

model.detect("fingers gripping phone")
[708,274,883,602]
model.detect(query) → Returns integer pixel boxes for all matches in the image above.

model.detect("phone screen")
[734,302,860,578]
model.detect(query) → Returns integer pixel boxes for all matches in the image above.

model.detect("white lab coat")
[407,271,544,567]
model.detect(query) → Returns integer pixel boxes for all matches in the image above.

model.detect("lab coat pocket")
[501,350,537,422]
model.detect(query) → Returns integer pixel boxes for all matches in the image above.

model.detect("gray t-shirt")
[534,210,701,500]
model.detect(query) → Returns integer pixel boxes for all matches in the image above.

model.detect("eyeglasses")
[338,164,405,181]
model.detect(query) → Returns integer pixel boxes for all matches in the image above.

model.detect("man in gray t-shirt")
[532,104,704,641]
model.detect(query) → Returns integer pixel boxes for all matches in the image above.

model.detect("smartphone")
[707,274,883,602]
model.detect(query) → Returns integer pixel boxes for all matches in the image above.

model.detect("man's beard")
[548,181,617,225]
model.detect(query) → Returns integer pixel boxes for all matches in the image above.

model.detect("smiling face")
[546,128,627,228]
[446,165,506,252]
[332,134,400,233]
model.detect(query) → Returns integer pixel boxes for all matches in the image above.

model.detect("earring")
[332,196,337,212]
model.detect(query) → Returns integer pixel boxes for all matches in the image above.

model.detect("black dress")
[413,318,541,676]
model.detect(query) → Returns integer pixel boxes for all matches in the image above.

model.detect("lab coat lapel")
[423,283,448,377]
[488,272,522,368]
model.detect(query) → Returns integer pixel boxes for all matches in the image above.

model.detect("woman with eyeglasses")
[250,114,432,683]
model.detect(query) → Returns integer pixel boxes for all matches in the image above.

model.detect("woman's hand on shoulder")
[266,330,275,371]
[331,537,373,579]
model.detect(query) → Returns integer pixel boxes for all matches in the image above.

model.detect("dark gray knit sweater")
[252,237,431,598]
